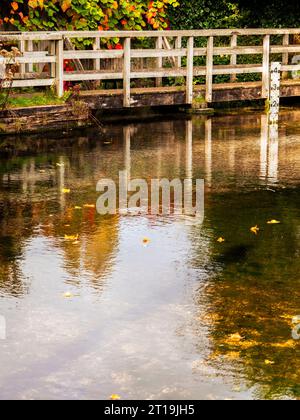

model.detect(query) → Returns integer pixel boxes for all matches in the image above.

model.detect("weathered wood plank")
[64,71,123,81]
[11,79,55,88]
[63,50,124,59]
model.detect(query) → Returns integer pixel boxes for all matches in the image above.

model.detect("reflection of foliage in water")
[193,189,300,399]
[0,150,120,297]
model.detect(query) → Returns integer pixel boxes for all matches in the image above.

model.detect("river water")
[0,110,299,400]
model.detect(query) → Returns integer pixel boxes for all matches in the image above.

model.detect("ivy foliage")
[0,0,179,32]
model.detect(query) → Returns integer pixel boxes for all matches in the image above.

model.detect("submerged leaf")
[250,225,260,235]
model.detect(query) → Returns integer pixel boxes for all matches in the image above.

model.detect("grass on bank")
[0,89,71,109]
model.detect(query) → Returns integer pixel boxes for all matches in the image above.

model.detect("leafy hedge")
[169,1,242,30]
[168,0,300,30]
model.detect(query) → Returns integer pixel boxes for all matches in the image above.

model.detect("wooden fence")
[1,29,300,107]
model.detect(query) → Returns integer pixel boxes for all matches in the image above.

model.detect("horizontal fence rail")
[1,29,300,106]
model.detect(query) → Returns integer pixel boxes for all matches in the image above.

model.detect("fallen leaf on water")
[83,204,96,209]
[143,237,151,245]
[228,333,243,342]
[63,292,73,298]
[224,334,259,349]
[250,225,260,235]
[74,206,82,210]
[265,359,275,365]
[61,188,71,194]
[72,241,80,245]
[110,394,121,400]
[217,237,225,243]
[65,234,79,241]
[280,314,294,321]
[267,220,281,225]
[56,163,64,167]
[271,340,296,349]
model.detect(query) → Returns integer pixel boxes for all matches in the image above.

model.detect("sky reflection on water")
[0,110,299,400]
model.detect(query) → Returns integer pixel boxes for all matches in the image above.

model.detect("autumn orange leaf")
[11,2,19,12]
[61,0,72,13]
[143,237,151,245]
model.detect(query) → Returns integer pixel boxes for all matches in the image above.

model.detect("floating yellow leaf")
[74,206,82,210]
[217,237,225,243]
[64,234,79,241]
[271,340,296,349]
[267,220,281,225]
[228,333,243,342]
[63,292,73,298]
[250,225,260,235]
[62,188,71,194]
[110,394,121,400]
[265,359,275,365]
[83,204,96,209]
[143,237,151,245]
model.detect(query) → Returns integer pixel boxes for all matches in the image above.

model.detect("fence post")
[27,40,33,73]
[93,37,101,71]
[206,36,214,103]
[230,34,237,82]
[282,34,289,79]
[262,35,271,98]
[156,37,163,87]
[55,38,64,98]
[176,36,182,69]
[19,39,26,75]
[50,40,56,78]
[123,37,131,108]
[186,37,194,104]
